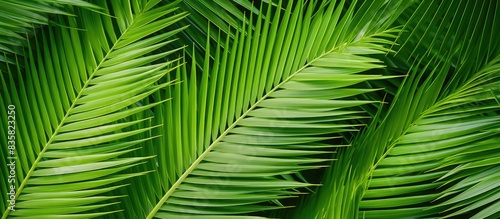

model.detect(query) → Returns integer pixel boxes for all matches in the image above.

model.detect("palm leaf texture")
[0,0,187,218]
[1,0,499,219]
[138,0,408,218]
[292,0,500,218]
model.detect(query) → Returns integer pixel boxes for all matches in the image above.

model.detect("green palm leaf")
[358,59,500,219]
[2,0,499,218]
[0,0,187,218]
[122,0,413,218]
[292,0,500,218]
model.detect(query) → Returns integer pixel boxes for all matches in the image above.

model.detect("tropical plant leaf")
[291,0,500,218]
[122,0,415,218]
[0,0,187,218]
[2,0,499,218]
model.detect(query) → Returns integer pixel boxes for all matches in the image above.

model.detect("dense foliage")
[1,0,499,218]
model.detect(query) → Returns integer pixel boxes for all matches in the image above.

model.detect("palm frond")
[118,0,414,218]
[2,0,499,218]
[291,0,500,218]
[358,56,500,219]
[0,0,187,218]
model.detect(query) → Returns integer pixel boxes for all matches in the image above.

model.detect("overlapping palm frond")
[358,56,500,219]
[0,0,187,218]
[292,0,500,218]
[112,0,416,218]
[1,0,499,218]
[149,40,388,219]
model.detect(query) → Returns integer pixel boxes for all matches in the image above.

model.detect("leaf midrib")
[145,44,348,219]
[2,10,145,219]
[366,61,499,183]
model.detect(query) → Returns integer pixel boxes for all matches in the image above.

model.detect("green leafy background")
[1,0,499,219]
